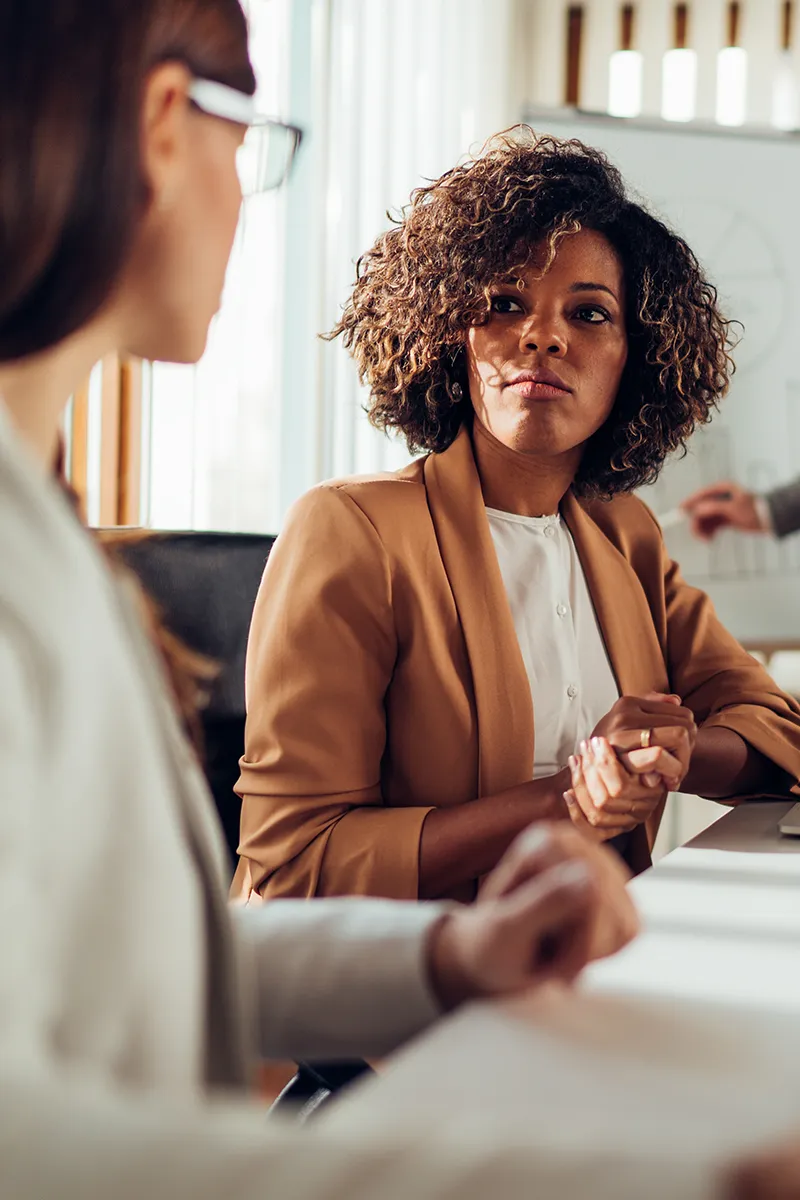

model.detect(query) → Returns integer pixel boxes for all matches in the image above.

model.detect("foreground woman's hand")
[564,735,678,841]
[427,823,639,1010]
[725,1137,800,1198]
[592,693,697,788]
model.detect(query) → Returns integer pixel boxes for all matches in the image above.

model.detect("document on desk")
[321,985,800,1199]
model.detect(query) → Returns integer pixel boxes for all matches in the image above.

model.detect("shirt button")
[544,524,556,538]
[567,684,578,700]
[557,603,568,618]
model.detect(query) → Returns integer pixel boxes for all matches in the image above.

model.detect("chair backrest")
[116,531,276,717]
[116,531,276,866]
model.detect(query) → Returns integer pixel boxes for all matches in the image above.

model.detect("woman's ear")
[139,61,194,213]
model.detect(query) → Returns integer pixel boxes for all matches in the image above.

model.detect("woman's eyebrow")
[569,281,619,300]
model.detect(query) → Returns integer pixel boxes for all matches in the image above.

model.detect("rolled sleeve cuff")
[754,494,775,534]
[700,707,800,799]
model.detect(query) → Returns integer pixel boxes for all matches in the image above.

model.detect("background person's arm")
[680,477,800,541]
[763,477,800,540]
[681,480,772,540]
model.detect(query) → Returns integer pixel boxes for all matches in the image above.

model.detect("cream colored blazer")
[0,405,481,1200]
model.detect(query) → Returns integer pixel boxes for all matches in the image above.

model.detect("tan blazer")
[234,427,800,903]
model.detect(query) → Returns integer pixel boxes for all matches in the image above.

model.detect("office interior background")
[63,0,800,853]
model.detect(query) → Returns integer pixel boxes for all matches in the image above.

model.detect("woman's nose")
[519,317,567,357]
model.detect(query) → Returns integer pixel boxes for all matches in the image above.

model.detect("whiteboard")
[524,108,800,642]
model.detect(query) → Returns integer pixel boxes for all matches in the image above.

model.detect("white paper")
[322,985,800,1199]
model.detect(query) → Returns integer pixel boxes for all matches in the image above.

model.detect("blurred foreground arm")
[235,822,639,1061]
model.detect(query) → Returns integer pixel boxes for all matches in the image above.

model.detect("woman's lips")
[506,379,572,401]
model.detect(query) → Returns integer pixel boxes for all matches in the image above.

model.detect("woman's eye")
[575,305,610,324]
[490,295,525,315]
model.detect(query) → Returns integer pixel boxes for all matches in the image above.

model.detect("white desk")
[324,803,800,1198]
[586,800,800,1013]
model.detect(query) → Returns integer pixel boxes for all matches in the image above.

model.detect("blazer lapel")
[562,493,670,859]
[424,428,534,797]
[561,492,669,698]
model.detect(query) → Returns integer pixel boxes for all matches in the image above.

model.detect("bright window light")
[460,108,476,150]
[85,361,103,528]
[773,51,798,129]
[661,48,698,122]
[716,46,748,126]
[608,49,643,117]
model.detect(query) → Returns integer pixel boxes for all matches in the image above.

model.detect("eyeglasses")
[188,78,303,195]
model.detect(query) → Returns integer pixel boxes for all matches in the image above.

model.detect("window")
[63,356,141,526]
[716,4,747,127]
[662,5,697,123]
[144,0,291,532]
[140,0,517,532]
[773,3,797,129]
[608,5,643,118]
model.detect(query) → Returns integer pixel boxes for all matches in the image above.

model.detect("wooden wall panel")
[68,355,143,528]
[69,382,90,521]
[118,357,143,526]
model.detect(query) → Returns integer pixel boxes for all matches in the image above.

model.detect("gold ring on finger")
[640,728,653,749]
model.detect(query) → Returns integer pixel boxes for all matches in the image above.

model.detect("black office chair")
[117,530,374,1115]
[117,530,275,865]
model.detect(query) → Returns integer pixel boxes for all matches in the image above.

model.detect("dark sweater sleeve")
[766,479,800,539]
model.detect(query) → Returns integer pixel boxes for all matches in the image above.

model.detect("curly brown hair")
[329,128,735,498]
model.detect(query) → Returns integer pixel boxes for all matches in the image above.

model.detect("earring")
[451,381,463,403]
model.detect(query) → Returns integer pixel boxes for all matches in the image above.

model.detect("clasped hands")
[565,692,697,840]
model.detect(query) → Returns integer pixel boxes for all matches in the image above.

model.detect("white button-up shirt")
[486,507,620,780]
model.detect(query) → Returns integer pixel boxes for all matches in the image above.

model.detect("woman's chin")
[127,325,210,367]
[501,413,585,458]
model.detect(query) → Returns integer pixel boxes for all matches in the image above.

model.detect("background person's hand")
[565,736,673,840]
[592,692,696,788]
[725,1135,800,1199]
[681,481,768,541]
[427,822,639,1009]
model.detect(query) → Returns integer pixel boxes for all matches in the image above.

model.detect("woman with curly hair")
[234,129,800,904]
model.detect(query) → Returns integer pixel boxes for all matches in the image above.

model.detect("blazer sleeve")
[660,542,800,797]
[235,484,433,900]
[765,478,800,539]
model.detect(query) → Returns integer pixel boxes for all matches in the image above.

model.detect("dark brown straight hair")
[4,3,256,745]
[0,0,256,362]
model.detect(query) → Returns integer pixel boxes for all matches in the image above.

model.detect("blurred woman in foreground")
[0,3,637,1199]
